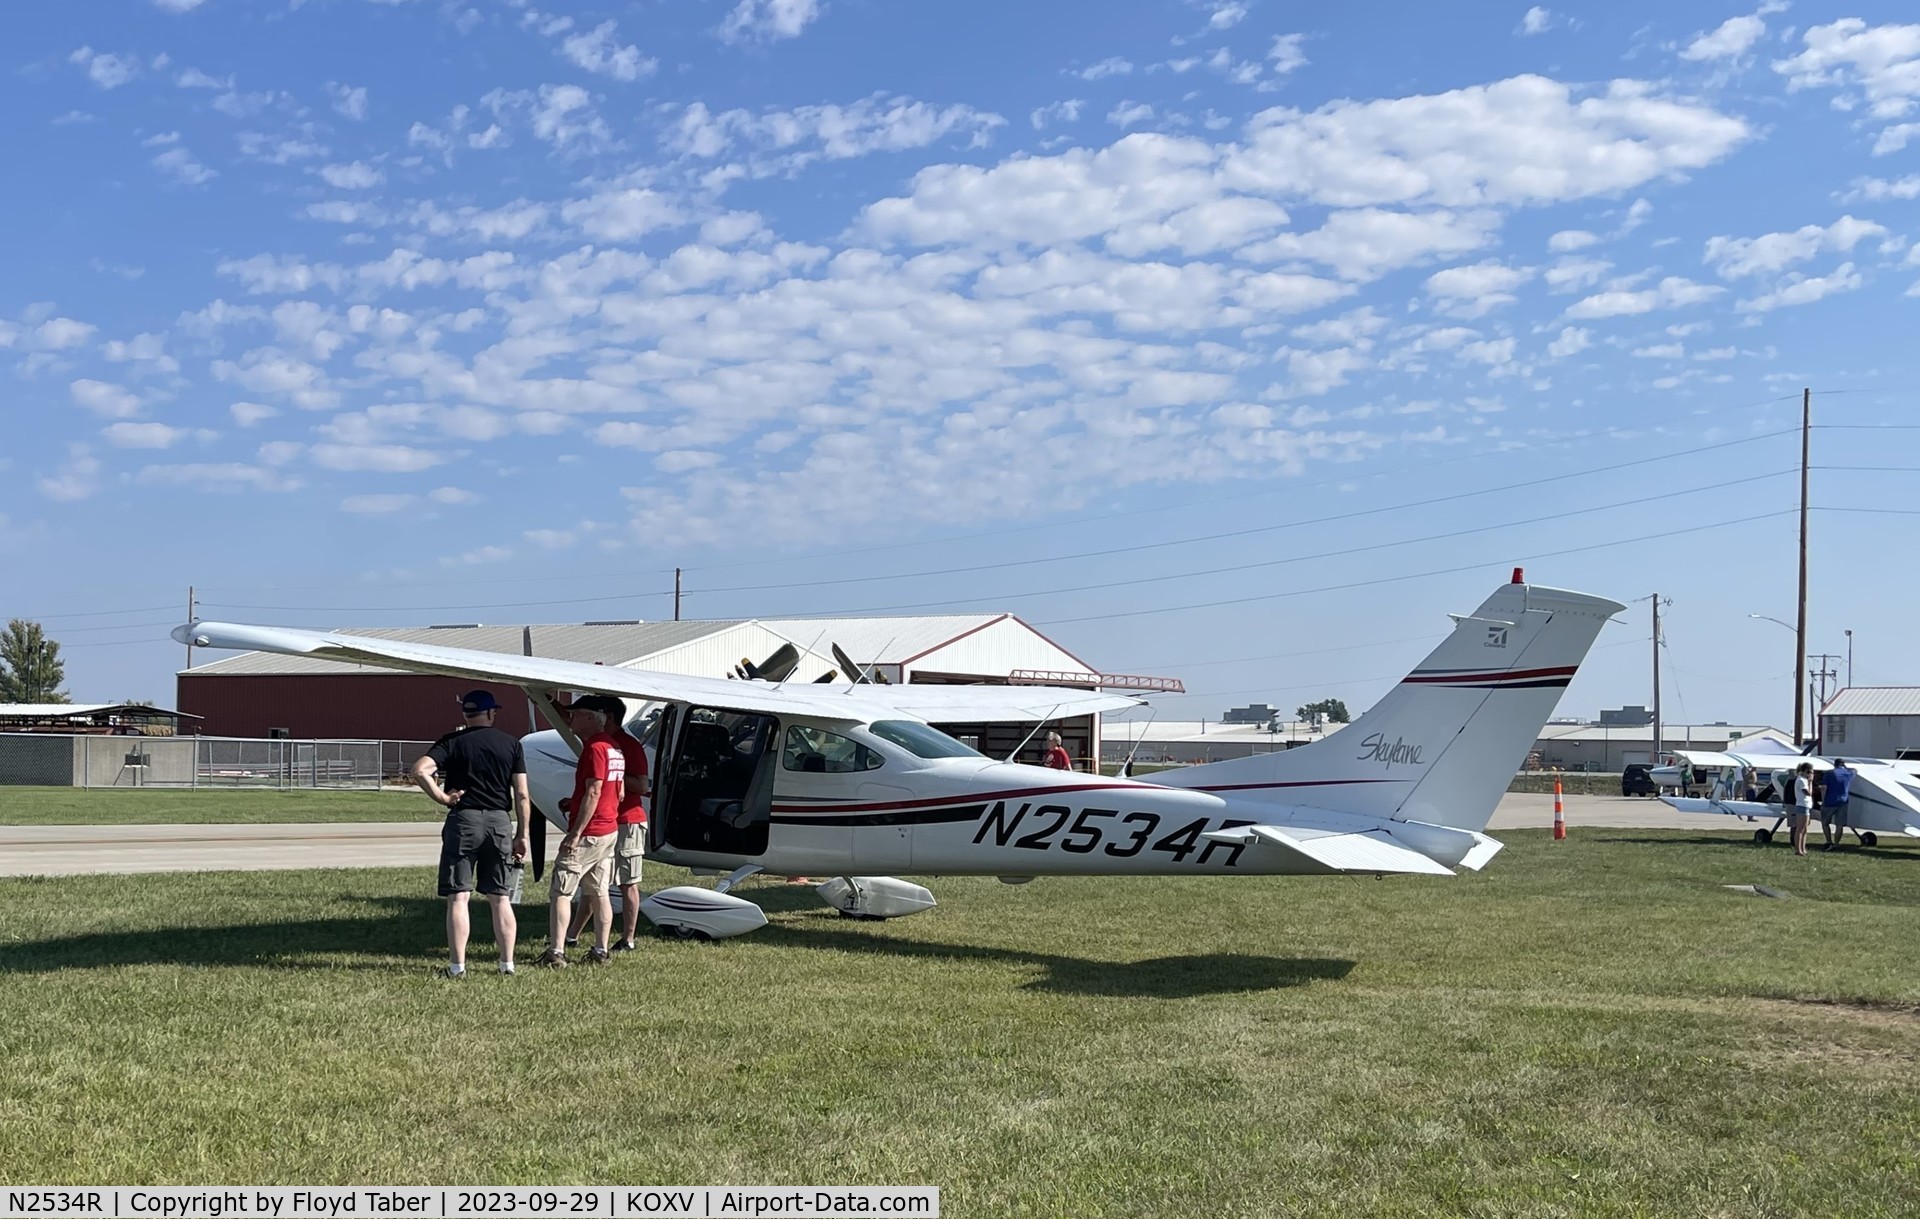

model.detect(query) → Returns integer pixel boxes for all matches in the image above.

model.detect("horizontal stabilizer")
[1200,824,1455,876]
[1457,832,1505,871]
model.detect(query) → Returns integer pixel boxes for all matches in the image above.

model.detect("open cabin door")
[655,706,780,858]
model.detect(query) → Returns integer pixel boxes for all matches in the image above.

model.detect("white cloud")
[230,402,278,427]
[1224,76,1747,209]
[1544,255,1611,293]
[668,96,1006,174]
[1548,229,1598,252]
[1031,99,1084,130]
[1633,343,1685,358]
[69,47,138,89]
[1775,19,1920,124]
[1736,263,1864,312]
[1682,14,1768,62]
[1205,2,1249,32]
[429,487,477,505]
[153,0,207,12]
[34,317,96,350]
[1079,57,1134,81]
[1244,208,1501,281]
[1107,101,1156,129]
[135,463,294,492]
[153,146,217,186]
[1424,260,1535,317]
[1844,174,1920,201]
[103,421,185,449]
[1519,7,1554,36]
[1703,216,1887,278]
[176,67,229,89]
[39,445,101,502]
[319,161,383,189]
[1267,34,1308,76]
[1565,276,1723,318]
[70,379,141,418]
[328,82,369,121]
[1546,326,1591,359]
[341,494,416,515]
[310,443,449,473]
[442,545,513,567]
[1873,123,1920,155]
[719,0,822,44]
[560,20,656,82]
[560,188,682,242]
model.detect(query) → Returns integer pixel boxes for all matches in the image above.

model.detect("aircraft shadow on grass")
[0,888,1356,995]
[1605,833,1920,862]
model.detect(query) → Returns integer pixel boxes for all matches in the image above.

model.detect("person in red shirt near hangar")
[1041,730,1073,772]
[536,696,625,967]
[603,697,651,951]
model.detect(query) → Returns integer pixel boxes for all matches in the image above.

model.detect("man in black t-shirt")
[411,689,532,977]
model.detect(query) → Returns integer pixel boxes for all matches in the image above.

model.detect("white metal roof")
[0,703,119,717]
[759,614,1095,677]
[1824,688,1920,717]
[1103,719,1347,745]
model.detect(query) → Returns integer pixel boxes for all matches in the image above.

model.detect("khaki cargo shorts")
[549,832,616,900]
[614,821,646,887]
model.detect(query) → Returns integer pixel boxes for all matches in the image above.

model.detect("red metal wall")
[177,673,538,740]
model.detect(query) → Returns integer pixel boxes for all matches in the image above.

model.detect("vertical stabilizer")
[1149,579,1625,833]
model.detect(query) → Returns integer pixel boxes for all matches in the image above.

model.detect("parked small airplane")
[174,571,1622,938]
[1658,748,1920,846]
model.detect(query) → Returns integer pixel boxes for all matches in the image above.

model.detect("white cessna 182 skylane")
[175,572,1623,939]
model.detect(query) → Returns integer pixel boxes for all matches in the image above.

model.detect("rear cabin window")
[782,725,883,773]
[869,720,985,760]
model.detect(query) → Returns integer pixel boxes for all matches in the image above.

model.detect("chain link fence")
[0,734,435,789]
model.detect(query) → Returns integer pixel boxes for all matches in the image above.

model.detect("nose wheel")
[1752,828,1773,844]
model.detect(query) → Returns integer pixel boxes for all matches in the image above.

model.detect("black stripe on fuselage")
[771,804,988,828]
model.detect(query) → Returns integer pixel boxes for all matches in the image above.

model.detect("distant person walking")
[411,689,531,978]
[1041,731,1073,772]
[538,698,624,967]
[1822,758,1856,850]
[1790,762,1815,857]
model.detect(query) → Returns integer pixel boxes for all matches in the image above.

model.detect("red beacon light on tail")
[1511,567,1525,584]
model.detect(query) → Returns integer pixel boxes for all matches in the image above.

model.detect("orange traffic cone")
[1552,778,1567,841]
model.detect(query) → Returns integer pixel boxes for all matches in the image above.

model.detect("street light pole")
[1750,613,1804,742]
[1845,629,1853,688]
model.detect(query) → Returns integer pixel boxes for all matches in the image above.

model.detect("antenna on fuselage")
[1005,706,1064,763]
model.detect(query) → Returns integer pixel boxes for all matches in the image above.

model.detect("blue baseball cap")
[460,689,501,714]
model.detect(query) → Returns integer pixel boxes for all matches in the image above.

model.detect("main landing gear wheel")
[1861,831,1879,848]
[1753,828,1773,845]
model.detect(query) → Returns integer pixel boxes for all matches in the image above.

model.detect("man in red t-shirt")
[1041,730,1073,772]
[536,696,624,967]
[605,701,650,951]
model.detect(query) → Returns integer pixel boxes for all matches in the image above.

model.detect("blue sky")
[4,0,1917,732]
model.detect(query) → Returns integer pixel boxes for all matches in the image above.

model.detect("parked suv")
[1621,764,1658,797]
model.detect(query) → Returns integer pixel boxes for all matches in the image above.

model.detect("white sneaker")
[498,962,515,975]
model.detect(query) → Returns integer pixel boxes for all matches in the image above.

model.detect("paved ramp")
[0,794,1710,877]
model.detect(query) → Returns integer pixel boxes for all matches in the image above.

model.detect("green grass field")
[0,786,432,825]
[2,830,1918,1216]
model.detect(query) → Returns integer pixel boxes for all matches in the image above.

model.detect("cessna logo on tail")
[1485,626,1509,648]
[1358,733,1424,769]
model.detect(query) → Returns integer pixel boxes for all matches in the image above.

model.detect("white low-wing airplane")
[175,573,1622,938]
[1658,748,1920,847]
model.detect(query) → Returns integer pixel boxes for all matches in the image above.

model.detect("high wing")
[171,620,1145,723]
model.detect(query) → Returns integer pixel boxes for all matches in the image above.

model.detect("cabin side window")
[782,724,883,773]
[868,720,985,760]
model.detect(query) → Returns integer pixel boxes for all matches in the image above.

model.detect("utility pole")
[673,568,682,621]
[1809,653,1840,720]
[1844,629,1853,689]
[185,586,196,670]
[1651,594,1663,763]
[1794,386,1810,745]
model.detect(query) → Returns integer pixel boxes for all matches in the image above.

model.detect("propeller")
[733,642,801,682]
[813,669,838,683]
[831,643,889,684]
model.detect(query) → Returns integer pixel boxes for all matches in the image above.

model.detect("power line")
[1036,509,1797,626]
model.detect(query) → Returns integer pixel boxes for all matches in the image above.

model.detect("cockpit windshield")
[868,720,985,760]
